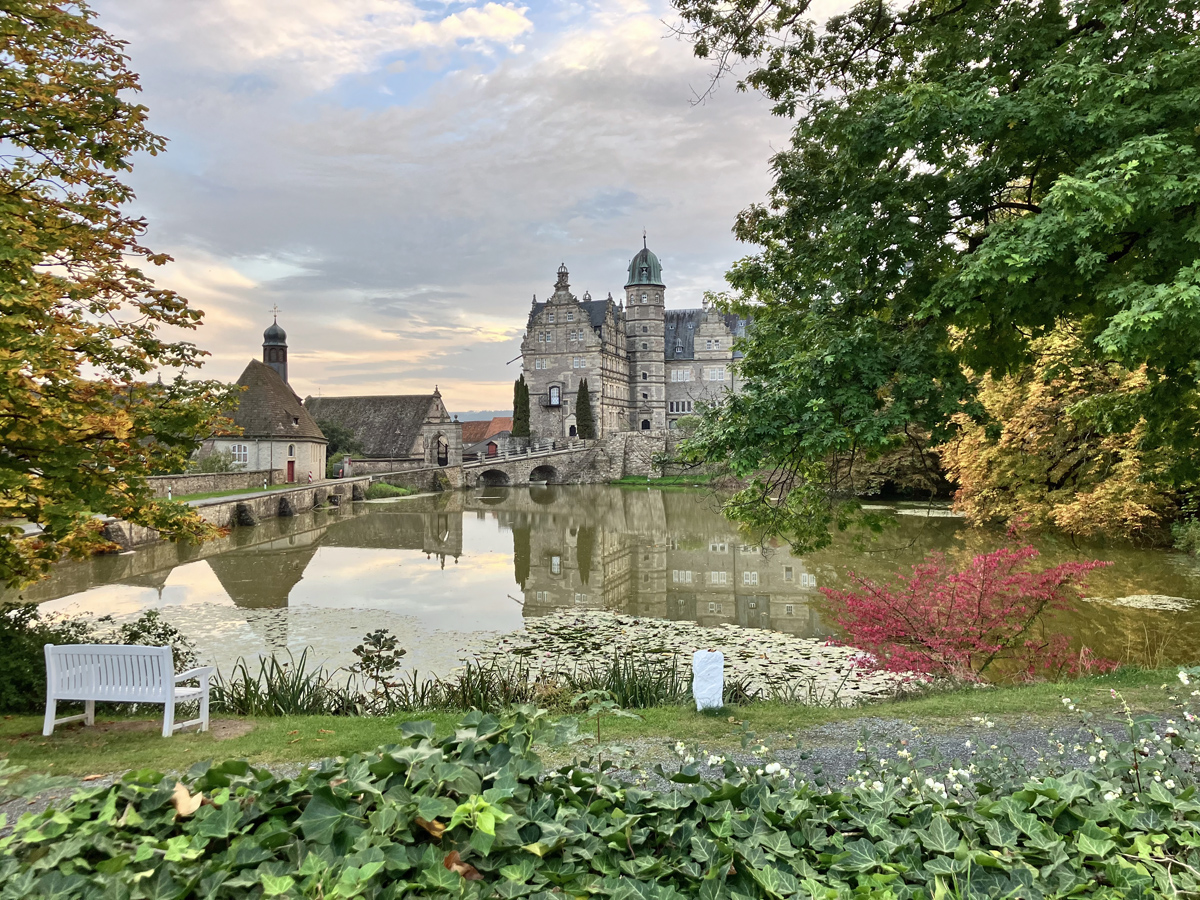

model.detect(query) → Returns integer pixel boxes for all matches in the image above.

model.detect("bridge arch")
[529,464,559,484]
[477,469,511,487]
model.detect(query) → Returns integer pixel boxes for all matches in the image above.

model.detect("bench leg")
[162,699,175,737]
[200,687,210,733]
[85,699,95,726]
[43,698,56,737]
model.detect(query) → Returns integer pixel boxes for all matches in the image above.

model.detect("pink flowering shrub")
[820,545,1116,681]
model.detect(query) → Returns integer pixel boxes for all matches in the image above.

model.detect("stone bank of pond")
[6,485,1200,677]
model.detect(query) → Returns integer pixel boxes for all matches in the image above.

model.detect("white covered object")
[692,649,725,711]
[43,644,214,738]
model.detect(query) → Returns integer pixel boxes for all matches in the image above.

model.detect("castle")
[522,241,746,439]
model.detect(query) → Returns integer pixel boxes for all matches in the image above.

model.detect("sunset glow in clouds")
[98,0,797,409]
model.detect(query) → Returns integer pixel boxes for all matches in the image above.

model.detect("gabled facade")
[303,390,462,469]
[520,243,745,439]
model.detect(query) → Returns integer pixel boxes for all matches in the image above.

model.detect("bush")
[365,481,413,500]
[7,687,1200,899]
[0,604,96,713]
[188,449,243,473]
[0,606,199,713]
[822,544,1115,681]
[1172,518,1200,555]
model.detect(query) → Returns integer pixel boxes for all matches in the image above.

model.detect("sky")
[94,0,812,410]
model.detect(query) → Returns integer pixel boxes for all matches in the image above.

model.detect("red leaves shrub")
[820,545,1116,681]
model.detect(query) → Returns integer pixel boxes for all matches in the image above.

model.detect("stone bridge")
[462,431,668,486]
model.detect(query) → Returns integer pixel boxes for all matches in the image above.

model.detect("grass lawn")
[0,667,1178,778]
[176,483,299,502]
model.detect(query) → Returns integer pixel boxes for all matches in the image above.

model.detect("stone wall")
[378,465,464,493]
[146,469,287,499]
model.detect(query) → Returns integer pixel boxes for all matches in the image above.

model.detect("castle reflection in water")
[480,485,832,639]
[12,485,834,640]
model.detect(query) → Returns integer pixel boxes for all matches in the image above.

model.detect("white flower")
[1166,779,1176,789]
[1179,671,1191,686]
[1098,749,1108,762]
[684,755,696,765]
[964,740,972,748]
[764,762,781,775]
[1104,791,1118,802]
[871,781,884,792]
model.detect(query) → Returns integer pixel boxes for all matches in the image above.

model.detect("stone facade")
[521,244,746,439]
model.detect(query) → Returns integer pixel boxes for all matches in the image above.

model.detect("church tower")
[625,237,666,430]
[263,315,288,384]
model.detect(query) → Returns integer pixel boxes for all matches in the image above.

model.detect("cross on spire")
[270,304,280,322]
[643,228,647,249]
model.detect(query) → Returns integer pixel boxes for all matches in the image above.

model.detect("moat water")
[7,486,1200,676]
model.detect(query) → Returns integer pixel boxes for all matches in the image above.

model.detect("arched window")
[287,444,296,458]
[549,386,561,406]
[641,419,651,431]
[569,424,577,437]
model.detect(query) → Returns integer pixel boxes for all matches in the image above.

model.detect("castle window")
[230,444,248,464]
[292,416,299,426]
[642,326,648,334]
[784,566,794,582]
[551,556,561,575]
[567,311,575,322]
[641,372,647,380]
[548,386,561,406]
[547,332,553,343]
[641,342,648,350]
[785,604,794,616]
[548,312,555,323]
[641,293,647,303]
[287,444,296,458]
[707,366,726,381]
[642,392,648,400]
[641,419,650,430]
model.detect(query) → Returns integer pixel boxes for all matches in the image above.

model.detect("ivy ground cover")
[3,701,1200,900]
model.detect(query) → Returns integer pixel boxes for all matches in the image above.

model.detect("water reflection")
[5,485,1200,672]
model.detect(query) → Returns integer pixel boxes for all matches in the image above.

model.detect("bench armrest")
[174,666,216,682]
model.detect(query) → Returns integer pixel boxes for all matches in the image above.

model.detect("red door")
[287,461,295,482]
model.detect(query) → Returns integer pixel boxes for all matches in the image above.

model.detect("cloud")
[105,0,533,91]
[97,0,799,409]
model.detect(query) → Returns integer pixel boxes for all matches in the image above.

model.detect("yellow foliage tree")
[940,329,1179,541]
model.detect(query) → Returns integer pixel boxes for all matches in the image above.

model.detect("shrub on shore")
[365,481,413,500]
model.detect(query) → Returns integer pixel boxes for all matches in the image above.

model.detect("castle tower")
[263,314,288,384]
[624,237,666,430]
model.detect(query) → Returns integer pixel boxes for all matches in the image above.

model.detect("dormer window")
[292,417,299,426]
[548,312,555,323]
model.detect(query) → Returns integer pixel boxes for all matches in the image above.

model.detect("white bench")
[43,644,215,737]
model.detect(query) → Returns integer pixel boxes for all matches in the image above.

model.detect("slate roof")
[527,297,613,331]
[461,416,513,444]
[303,394,439,459]
[232,360,327,442]
[664,310,748,360]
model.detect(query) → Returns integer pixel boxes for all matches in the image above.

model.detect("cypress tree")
[575,378,596,439]
[512,375,530,437]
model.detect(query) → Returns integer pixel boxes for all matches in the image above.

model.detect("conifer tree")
[575,379,596,439]
[512,375,530,438]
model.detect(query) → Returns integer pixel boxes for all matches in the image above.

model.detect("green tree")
[676,0,1200,550]
[512,375,530,438]
[0,1,232,587]
[315,420,362,458]
[575,378,596,439]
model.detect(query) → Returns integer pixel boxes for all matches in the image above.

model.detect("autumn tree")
[940,328,1182,541]
[0,1,233,587]
[675,0,1200,550]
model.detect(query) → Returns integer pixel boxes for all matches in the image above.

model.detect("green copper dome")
[625,245,664,288]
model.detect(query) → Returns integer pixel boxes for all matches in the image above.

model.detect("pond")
[7,485,1200,676]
